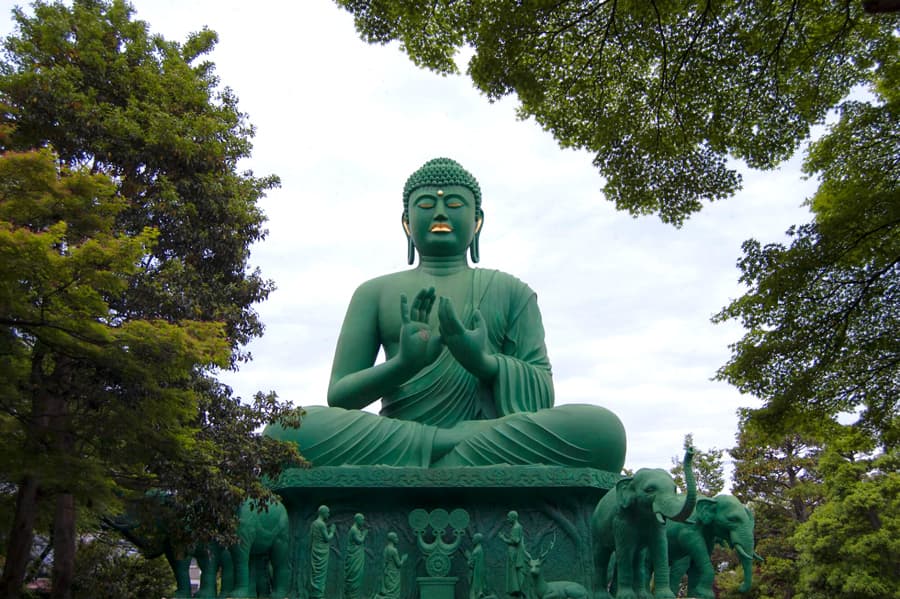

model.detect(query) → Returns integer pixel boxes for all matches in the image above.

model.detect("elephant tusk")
[753,551,765,563]
[735,544,753,561]
[656,512,666,525]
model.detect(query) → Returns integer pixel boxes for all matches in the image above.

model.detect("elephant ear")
[695,498,717,525]
[616,478,635,510]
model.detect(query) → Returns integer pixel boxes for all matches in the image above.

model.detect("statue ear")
[616,478,635,510]
[402,214,411,237]
[695,498,716,524]
[469,210,484,263]
[402,214,414,265]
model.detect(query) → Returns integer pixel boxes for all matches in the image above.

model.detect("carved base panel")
[269,466,618,599]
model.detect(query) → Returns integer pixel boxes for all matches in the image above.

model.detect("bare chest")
[377,270,476,347]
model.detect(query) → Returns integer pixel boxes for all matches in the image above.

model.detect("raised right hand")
[398,287,443,373]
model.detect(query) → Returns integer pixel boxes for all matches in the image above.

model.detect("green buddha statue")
[265,158,626,472]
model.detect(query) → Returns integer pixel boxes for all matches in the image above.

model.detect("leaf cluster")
[0,2,302,585]
[715,52,899,449]
[336,0,898,224]
[792,434,900,598]
[71,533,175,599]
[724,418,820,597]
[0,0,279,358]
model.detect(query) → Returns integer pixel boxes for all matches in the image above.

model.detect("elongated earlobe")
[470,214,483,263]
[402,215,415,265]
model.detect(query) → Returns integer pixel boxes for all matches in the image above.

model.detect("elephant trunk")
[735,544,755,592]
[662,447,697,522]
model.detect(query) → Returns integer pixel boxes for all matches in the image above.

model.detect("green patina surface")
[265,158,627,473]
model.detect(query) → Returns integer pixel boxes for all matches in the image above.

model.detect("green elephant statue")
[102,511,229,598]
[591,448,697,599]
[228,497,291,599]
[659,494,763,599]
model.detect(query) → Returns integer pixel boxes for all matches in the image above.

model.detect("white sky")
[1,1,816,482]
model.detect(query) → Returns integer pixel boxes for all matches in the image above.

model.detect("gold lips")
[430,224,453,232]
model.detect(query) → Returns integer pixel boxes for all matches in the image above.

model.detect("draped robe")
[266,269,626,472]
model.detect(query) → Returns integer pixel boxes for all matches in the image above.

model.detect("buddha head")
[402,158,484,264]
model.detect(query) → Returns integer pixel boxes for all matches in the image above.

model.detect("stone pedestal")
[269,465,618,599]
[417,576,458,599]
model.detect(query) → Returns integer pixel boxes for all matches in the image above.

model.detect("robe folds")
[265,269,626,472]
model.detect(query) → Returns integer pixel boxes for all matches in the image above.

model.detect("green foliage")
[714,42,899,450]
[792,433,900,599]
[669,433,725,496]
[71,535,174,599]
[335,0,899,224]
[0,2,304,595]
[728,411,825,598]
[0,0,279,357]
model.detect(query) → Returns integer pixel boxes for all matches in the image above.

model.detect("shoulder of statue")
[474,268,532,290]
[352,270,408,297]
[474,268,538,310]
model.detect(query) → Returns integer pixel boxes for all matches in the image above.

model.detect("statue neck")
[416,254,470,276]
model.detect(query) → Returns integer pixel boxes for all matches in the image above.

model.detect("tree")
[72,534,174,599]
[335,0,898,225]
[0,3,303,597]
[727,410,825,599]
[792,431,900,599]
[669,433,725,497]
[713,30,899,452]
[0,147,229,596]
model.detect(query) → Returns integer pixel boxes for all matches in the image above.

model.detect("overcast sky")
[1,1,817,481]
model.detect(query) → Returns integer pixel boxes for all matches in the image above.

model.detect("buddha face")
[404,185,482,258]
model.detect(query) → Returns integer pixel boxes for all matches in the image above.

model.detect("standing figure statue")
[309,505,336,598]
[499,511,526,597]
[374,532,407,599]
[466,532,489,599]
[343,513,368,599]
[265,158,626,472]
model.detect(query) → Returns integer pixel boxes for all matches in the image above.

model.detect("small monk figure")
[499,511,526,597]
[374,531,407,599]
[309,505,335,598]
[267,158,626,471]
[466,532,488,599]
[343,513,368,599]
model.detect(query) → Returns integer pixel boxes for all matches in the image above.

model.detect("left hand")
[438,296,497,380]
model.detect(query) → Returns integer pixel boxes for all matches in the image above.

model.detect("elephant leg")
[686,561,715,599]
[165,549,193,599]
[593,545,613,599]
[614,545,638,599]
[269,531,291,598]
[634,549,653,599]
[218,546,234,598]
[230,541,253,598]
[194,545,222,599]
[647,532,674,599]
[668,556,689,596]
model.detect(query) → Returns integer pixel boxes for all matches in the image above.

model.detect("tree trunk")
[0,475,40,599]
[50,494,76,599]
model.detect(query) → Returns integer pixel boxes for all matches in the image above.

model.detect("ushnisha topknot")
[402,158,482,217]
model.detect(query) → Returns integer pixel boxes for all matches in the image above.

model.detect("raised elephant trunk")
[657,446,697,523]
